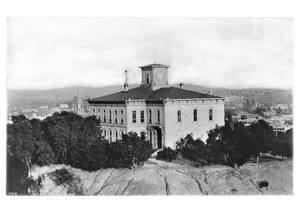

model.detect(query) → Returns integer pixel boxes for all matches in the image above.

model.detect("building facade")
[88,64,225,149]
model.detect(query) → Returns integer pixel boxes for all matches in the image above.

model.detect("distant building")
[88,63,225,149]
[59,103,69,109]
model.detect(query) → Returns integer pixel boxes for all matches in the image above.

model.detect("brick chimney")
[124,70,129,92]
[179,82,184,89]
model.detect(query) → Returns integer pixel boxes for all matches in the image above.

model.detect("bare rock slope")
[32,158,292,195]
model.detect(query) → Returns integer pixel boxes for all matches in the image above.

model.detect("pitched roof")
[88,85,223,104]
[139,63,169,69]
[88,85,153,104]
[146,86,223,102]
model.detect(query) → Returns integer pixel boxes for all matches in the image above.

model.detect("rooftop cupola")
[139,63,169,90]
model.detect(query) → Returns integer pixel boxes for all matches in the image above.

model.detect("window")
[109,130,112,142]
[193,109,197,121]
[148,110,152,123]
[146,74,149,84]
[149,131,152,144]
[103,110,106,123]
[115,130,118,140]
[114,110,118,123]
[109,110,112,123]
[98,109,101,113]
[92,109,95,113]
[120,130,124,139]
[157,110,160,123]
[209,109,213,121]
[177,110,181,122]
[132,111,137,123]
[120,110,124,124]
[103,129,106,137]
[141,110,145,123]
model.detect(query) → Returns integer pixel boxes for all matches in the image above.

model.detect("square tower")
[139,64,169,90]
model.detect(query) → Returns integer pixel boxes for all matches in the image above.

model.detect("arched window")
[157,110,160,123]
[120,130,124,139]
[114,130,118,141]
[148,110,152,123]
[102,129,106,138]
[177,110,181,122]
[149,131,153,145]
[146,74,149,84]
[120,110,124,124]
[103,109,106,123]
[193,109,197,121]
[209,109,213,121]
[109,129,112,142]
[98,109,101,122]
[109,110,112,123]
[114,110,118,123]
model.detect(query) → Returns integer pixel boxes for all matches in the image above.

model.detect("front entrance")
[156,128,162,149]
[151,127,162,149]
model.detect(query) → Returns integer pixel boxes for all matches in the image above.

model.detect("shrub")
[156,147,177,162]
[176,134,211,167]
[106,132,153,168]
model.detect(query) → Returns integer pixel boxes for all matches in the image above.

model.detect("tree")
[247,120,280,163]
[7,115,42,194]
[176,134,212,167]
[106,132,153,168]
[277,128,293,159]
[254,107,266,116]
[206,121,252,167]
[42,112,104,168]
[7,112,154,194]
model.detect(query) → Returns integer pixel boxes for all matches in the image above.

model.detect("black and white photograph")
[5,17,294,196]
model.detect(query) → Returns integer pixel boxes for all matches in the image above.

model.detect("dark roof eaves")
[139,64,169,69]
[87,100,126,104]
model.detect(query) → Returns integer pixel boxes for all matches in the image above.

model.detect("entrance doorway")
[156,128,162,149]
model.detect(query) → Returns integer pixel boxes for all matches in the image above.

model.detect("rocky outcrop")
[30,158,292,195]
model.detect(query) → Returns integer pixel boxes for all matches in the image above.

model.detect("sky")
[7,18,293,90]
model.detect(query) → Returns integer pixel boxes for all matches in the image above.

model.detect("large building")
[88,63,225,149]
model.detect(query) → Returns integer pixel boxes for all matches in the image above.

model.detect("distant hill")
[7,84,293,107]
[7,85,138,103]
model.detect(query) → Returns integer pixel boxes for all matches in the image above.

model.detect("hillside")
[7,84,292,106]
[30,158,292,195]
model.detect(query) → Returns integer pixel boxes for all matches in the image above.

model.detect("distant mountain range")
[7,84,293,106]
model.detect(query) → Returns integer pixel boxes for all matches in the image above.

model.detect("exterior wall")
[89,103,127,142]
[141,69,153,85]
[88,98,225,148]
[164,99,225,149]
[145,103,164,148]
[125,100,148,135]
